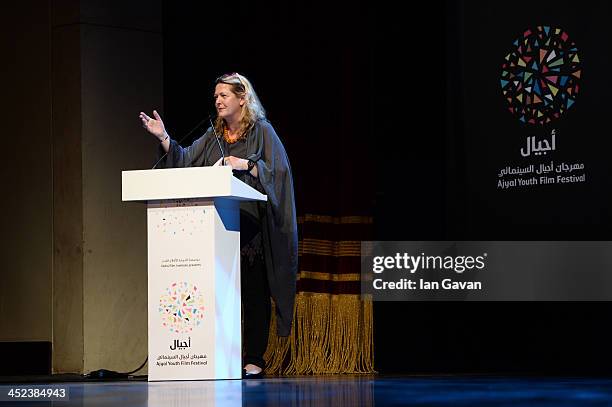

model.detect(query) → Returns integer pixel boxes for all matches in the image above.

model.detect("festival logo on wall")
[497,26,586,190]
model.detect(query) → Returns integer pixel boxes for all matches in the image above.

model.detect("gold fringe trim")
[263,293,375,375]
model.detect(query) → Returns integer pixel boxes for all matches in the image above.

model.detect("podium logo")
[500,26,581,125]
[159,282,205,333]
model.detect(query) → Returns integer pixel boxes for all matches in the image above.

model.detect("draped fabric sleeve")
[249,120,298,337]
[158,127,213,168]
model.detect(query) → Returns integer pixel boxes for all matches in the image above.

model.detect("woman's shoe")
[242,367,264,379]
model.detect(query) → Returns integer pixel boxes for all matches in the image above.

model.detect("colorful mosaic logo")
[501,26,582,125]
[159,282,205,333]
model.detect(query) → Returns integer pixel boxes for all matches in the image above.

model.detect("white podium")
[122,166,267,381]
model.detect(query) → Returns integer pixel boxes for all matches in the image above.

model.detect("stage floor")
[1,375,612,406]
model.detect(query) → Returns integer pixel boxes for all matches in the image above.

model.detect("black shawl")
[159,119,297,336]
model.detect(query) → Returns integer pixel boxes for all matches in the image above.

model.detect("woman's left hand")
[223,156,248,170]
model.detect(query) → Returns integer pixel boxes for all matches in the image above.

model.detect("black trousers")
[240,215,271,369]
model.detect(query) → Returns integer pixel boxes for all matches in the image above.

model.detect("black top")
[224,137,263,243]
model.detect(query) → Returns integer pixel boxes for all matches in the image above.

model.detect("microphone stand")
[209,118,226,165]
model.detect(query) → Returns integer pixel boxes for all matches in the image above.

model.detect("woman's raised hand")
[139,110,167,141]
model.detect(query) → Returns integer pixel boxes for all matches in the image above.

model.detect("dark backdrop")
[162,0,612,374]
[441,0,612,375]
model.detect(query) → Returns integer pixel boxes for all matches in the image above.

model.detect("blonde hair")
[214,73,266,137]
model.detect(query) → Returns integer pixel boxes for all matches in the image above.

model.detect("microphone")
[151,114,213,169]
[209,118,226,166]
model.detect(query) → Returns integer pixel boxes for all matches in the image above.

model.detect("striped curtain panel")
[264,214,375,374]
